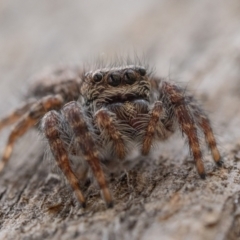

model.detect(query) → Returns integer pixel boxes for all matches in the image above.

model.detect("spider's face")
[81,66,151,110]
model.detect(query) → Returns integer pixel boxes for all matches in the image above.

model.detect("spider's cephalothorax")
[82,66,150,109]
[0,64,222,208]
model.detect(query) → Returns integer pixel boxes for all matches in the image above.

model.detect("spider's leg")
[142,101,164,155]
[187,96,222,166]
[42,111,86,207]
[162,82,206,178]
[0,95,63,171]
[62,102,113,207]
[94,109,126,159]
[0,98,37,132]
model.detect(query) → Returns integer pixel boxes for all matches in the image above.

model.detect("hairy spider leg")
[0,98,37,132]
[162,82,206,178]
[186,96,222,166]
[94,109,126,159]
[42,111,86,207]
[62,102,113,207]
[142,101,164,155]
[0,95,64,172]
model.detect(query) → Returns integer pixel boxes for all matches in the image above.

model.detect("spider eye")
[137,67,146,76]
[124,70,136,85]
[93,72,103,82]
[108,73,121,87]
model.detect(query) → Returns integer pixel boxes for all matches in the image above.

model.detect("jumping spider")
[0,64,222,208]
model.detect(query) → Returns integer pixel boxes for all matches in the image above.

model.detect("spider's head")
[81,65,151,109]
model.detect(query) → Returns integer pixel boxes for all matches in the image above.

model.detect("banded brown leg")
[0,95,63,172]
[186,96,222,166]
[42,111,86,207]
[162,82,206,178]
[62,102,113,207]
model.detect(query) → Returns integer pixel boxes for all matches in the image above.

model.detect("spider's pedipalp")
[42,110,86,207]
[162,82,206,178]
[0,94,64,172]
[62,102,113,207]
[142,101,164,155]
[94,109,126,159]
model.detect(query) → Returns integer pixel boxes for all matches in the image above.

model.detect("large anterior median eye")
[108,73,121,86]
[93,72,103,82]
[124,70,136,85]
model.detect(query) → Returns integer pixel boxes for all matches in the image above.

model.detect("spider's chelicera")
[0,64,222,208]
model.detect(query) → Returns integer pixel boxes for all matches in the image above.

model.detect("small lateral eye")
[93,72,103,82]
[124,70,136,84]
[137,67,146,76]
[108,73,121,86]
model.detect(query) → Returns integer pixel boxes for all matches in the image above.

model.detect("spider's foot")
[216,157,223,167]
[75,191,86,208]
[199,172,206,179]
[106,201,114,208]
[101,187,113,208]
[212,148,222,166]
[81,202,86,209]
[196,161,206,180]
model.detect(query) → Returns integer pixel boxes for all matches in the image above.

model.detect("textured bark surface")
[1,0,240,239]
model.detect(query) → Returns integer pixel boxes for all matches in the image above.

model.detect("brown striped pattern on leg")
[95,109,125,159]
[62,102,113,207]
[42,111,86,207]
[186,97,222,166]
[142,101,163,155]
[0,95,63,172]
[198,117,222,165]
[163,82,206,178]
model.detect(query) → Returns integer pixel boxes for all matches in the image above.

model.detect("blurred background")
[1,0,240,239]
